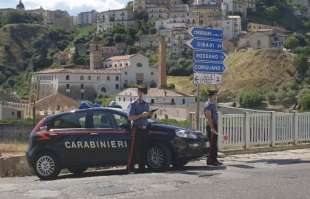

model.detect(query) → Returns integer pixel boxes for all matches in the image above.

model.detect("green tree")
[284,35,299,50]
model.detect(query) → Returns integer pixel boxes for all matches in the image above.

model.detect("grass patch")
[0,141,27,155]
[167,76,196,95]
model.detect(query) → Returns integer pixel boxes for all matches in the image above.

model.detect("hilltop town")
[0,0,310,122]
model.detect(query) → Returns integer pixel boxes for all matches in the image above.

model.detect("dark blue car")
[26,107,208,180]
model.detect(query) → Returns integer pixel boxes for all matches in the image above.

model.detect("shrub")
[239,91,264,108]
[299,91,310,111]
[266,91,276,104]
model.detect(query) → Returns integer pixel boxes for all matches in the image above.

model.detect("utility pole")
[30,75,39,126]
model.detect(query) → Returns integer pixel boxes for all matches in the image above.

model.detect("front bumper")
[173,137,208,159]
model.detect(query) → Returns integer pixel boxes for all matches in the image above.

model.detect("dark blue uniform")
[127,99,150,172]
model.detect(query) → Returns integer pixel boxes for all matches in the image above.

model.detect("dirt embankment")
[220,49,296,101]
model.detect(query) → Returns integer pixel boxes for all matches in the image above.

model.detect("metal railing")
[193,111,310,150]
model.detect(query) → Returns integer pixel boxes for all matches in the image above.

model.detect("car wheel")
[146,144,172,171]
[34,152,60,180]
[68,167,87,176]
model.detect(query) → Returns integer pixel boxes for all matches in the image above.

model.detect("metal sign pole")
[196,84,200,130]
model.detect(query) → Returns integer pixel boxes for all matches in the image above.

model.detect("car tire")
[68,167,87,176]
[34,152,60,180]
[146,144,172,171]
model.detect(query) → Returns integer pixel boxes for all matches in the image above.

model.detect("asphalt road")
[1,149,310,199]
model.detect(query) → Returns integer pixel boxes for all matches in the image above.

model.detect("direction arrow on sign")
[188,38,223,51]
[189,27,224,40]
[194,50,225,62]
[193,62,225,73]
[193,73,222,85]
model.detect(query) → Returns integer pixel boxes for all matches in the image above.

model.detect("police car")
[26,107,208,180]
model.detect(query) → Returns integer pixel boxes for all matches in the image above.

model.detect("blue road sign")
[190,27,224,40]
[193,62,226,73]
[189,38,223,51]
[194,50,225,62]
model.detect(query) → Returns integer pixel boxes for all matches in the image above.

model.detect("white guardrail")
[195,112,310,150]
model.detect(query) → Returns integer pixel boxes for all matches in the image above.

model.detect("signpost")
[193,50,225,62]
[187,27,226,130]
[193,73,222,85]
[193,62,225,73]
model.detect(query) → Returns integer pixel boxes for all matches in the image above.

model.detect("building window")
[101,87,106,93]
[107,76,110,81]
[88,76,91,80]
[81,84,84,89]
[123,97,126,102]
[182,98,186,104]
[116,76,119,81]
[151,99,155,104]
[66,84,70,89]
[136,63,143,67]
[97,76,100,80]
[125,71,128,75]
[171,98,175,105]
[119,97,121,101]
[150,72,154,76]
[115,84,119,90]
[57,105,61,111]
[80,75,84,80]
[66,75,70,80]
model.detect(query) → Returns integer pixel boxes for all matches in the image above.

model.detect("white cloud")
[18,0,126,15]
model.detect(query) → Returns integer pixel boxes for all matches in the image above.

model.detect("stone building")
[77,10,97,26]
[34,93,79,117]
[96,9,137,32]
[33,53,158,101]
[33,68,123,101]
[116,88,196,109]
[238,29,289,49]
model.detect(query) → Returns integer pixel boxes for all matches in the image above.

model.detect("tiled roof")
[35,68,122,75]
[35,93,79,107]
[118,88,192,97]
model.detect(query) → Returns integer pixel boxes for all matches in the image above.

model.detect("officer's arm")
[128,113,148,121]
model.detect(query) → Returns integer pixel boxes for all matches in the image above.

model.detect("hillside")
[168,49,297,104]
[220,49,296,101]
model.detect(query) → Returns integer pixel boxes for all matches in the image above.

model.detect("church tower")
[16,0,25,10]
[89,35,102,70]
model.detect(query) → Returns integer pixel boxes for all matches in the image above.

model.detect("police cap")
[208,89,218,97]
[137,84,148,94]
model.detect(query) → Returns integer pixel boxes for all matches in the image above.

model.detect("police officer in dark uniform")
[127,85,153,173]
[204,90,223,167]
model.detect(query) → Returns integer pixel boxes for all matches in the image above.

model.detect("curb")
[222,144,310,155]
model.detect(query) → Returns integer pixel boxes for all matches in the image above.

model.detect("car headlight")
[175,129,198,139]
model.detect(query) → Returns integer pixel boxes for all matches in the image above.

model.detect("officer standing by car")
[204,90,223,167]
[127,85,153,173]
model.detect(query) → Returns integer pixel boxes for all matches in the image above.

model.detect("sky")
[0,0,130,15]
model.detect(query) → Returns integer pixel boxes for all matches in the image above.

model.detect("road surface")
[0,149,310,199]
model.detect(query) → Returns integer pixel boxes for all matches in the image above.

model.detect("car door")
[90,110,130,165]
[46,111,92,167]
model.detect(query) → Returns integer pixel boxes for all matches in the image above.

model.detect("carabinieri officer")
[127,85,153,173]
